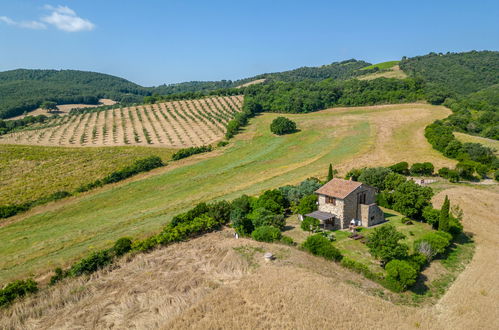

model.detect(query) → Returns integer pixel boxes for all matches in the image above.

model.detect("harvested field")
[7,99,116,120]
[358,65,408,80]
[454,132,499,155]
[2,184,497,329]
[0,95,243,148]
[0,103,455,284]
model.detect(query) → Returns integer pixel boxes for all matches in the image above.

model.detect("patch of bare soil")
[7,99,116,120]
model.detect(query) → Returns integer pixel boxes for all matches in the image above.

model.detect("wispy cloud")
[0,16,46,30]
[42,5,95,32]
[0,5,95,32]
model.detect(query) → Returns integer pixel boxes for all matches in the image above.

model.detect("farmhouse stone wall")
[317,184,381,229]
[360,203,385,227]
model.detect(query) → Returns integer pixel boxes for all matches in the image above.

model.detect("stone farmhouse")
[305,178,384,230]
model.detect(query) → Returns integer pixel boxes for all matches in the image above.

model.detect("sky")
[0,0,498,86]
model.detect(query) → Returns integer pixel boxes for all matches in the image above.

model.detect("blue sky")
[0,0,498,86]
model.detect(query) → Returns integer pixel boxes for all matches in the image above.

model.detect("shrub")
[366,224,408,264]
[301,216,320,232]
[113,237,133,257]
[251,226,282,242]
[247,207,286,230]
[0,279,38,307]
[270,117,297,135]
[410,162,434,176]
[414,231,451,260]
[302,234,343,261]
[422,206,440,228]
[296,194,318,215]
[131,236,159,252]
[69,250,112,276]
[171,145,212,161]
[208,200,231,224]
[280,235,295,246]
[357,167,392,190]
[406,253,428,271]
[385,259,418,292]
[49,268,66,285]
[389,161,409,175]
[217,140,228,147]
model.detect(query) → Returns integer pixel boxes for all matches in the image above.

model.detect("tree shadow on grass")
[410,272,430,295]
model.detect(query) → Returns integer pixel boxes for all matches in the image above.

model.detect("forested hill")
[151,59,372,94]
[400,51,499,140]
[0,69,150,118]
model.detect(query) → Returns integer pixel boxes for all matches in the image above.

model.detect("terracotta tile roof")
[315,178,362,199]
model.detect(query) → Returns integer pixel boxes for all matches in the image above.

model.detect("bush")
[270,117,297,135]
[301,216,320,232]
[410,162,434,176]
[251,226,282,242]
[366,224,409,264]
[280,235,295,246]
[296,194,318,215]
[422,206,440,228]
[49,267,66,285]
[0,279,38,307]
[247,207,285,230]
[171,145,212,161]
[113,237,132,257]
[406,253,428,271]
[414,231,451,260]
[389,162,409,175]
[217,140,228,147]
[385,259,418,292]
[69,250,112,276]
[302,234,343,261]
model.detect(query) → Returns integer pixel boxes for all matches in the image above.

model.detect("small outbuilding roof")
[305,210,335,221]
[315,178,363,199]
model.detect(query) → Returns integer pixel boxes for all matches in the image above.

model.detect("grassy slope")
[0,104,452,284]
[454,132,499,155]
[360,61,399,70]
[0,145,174,205]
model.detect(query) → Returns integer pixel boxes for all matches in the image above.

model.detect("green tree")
[270,116,297,135]
[301,216,320,233]
[438,196,450,232]
[392,181,433,219]
[327,164,337,181]
[296,194,318,215]
[385,259,418,292]
[366,224,408,265]
[40,101,57,113]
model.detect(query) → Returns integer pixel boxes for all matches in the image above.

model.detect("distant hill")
[0,69,150,119]
[151,59,372,95]
[400,51,499,139]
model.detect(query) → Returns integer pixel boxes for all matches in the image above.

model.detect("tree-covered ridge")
[0,69,150,119]
[151,59,372,95]
[400,51,499,96]
[400,51,499,141]
[243,77,424,113]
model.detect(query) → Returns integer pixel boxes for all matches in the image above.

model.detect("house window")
[326,196,336,205]
[358,192,366,204]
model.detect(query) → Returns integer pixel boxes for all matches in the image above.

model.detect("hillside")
[1,184,497,329]
[0,95,243,148]
[0,103,453,285]
[0,69,150,119]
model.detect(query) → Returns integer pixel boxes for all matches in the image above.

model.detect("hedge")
[171,145,212,161]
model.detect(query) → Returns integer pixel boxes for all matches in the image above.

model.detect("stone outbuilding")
[305,178,384,230]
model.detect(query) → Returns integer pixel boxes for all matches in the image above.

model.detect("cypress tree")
[438,195,450,232]
[327,164,334,181]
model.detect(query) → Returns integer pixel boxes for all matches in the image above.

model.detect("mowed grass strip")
[0,104,451,284]
[454,132,499,155]
[0,145,174,205]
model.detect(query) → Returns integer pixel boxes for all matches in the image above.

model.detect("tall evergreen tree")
[327,164,334,181]
[438,195,450,232]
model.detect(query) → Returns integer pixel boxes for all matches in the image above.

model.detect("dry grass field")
[0,95,243,148]
[0,145,174,205]
[454,132,499,155]
[358,65,408,80]
[7,99,116,120]
[1,185,497,330]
